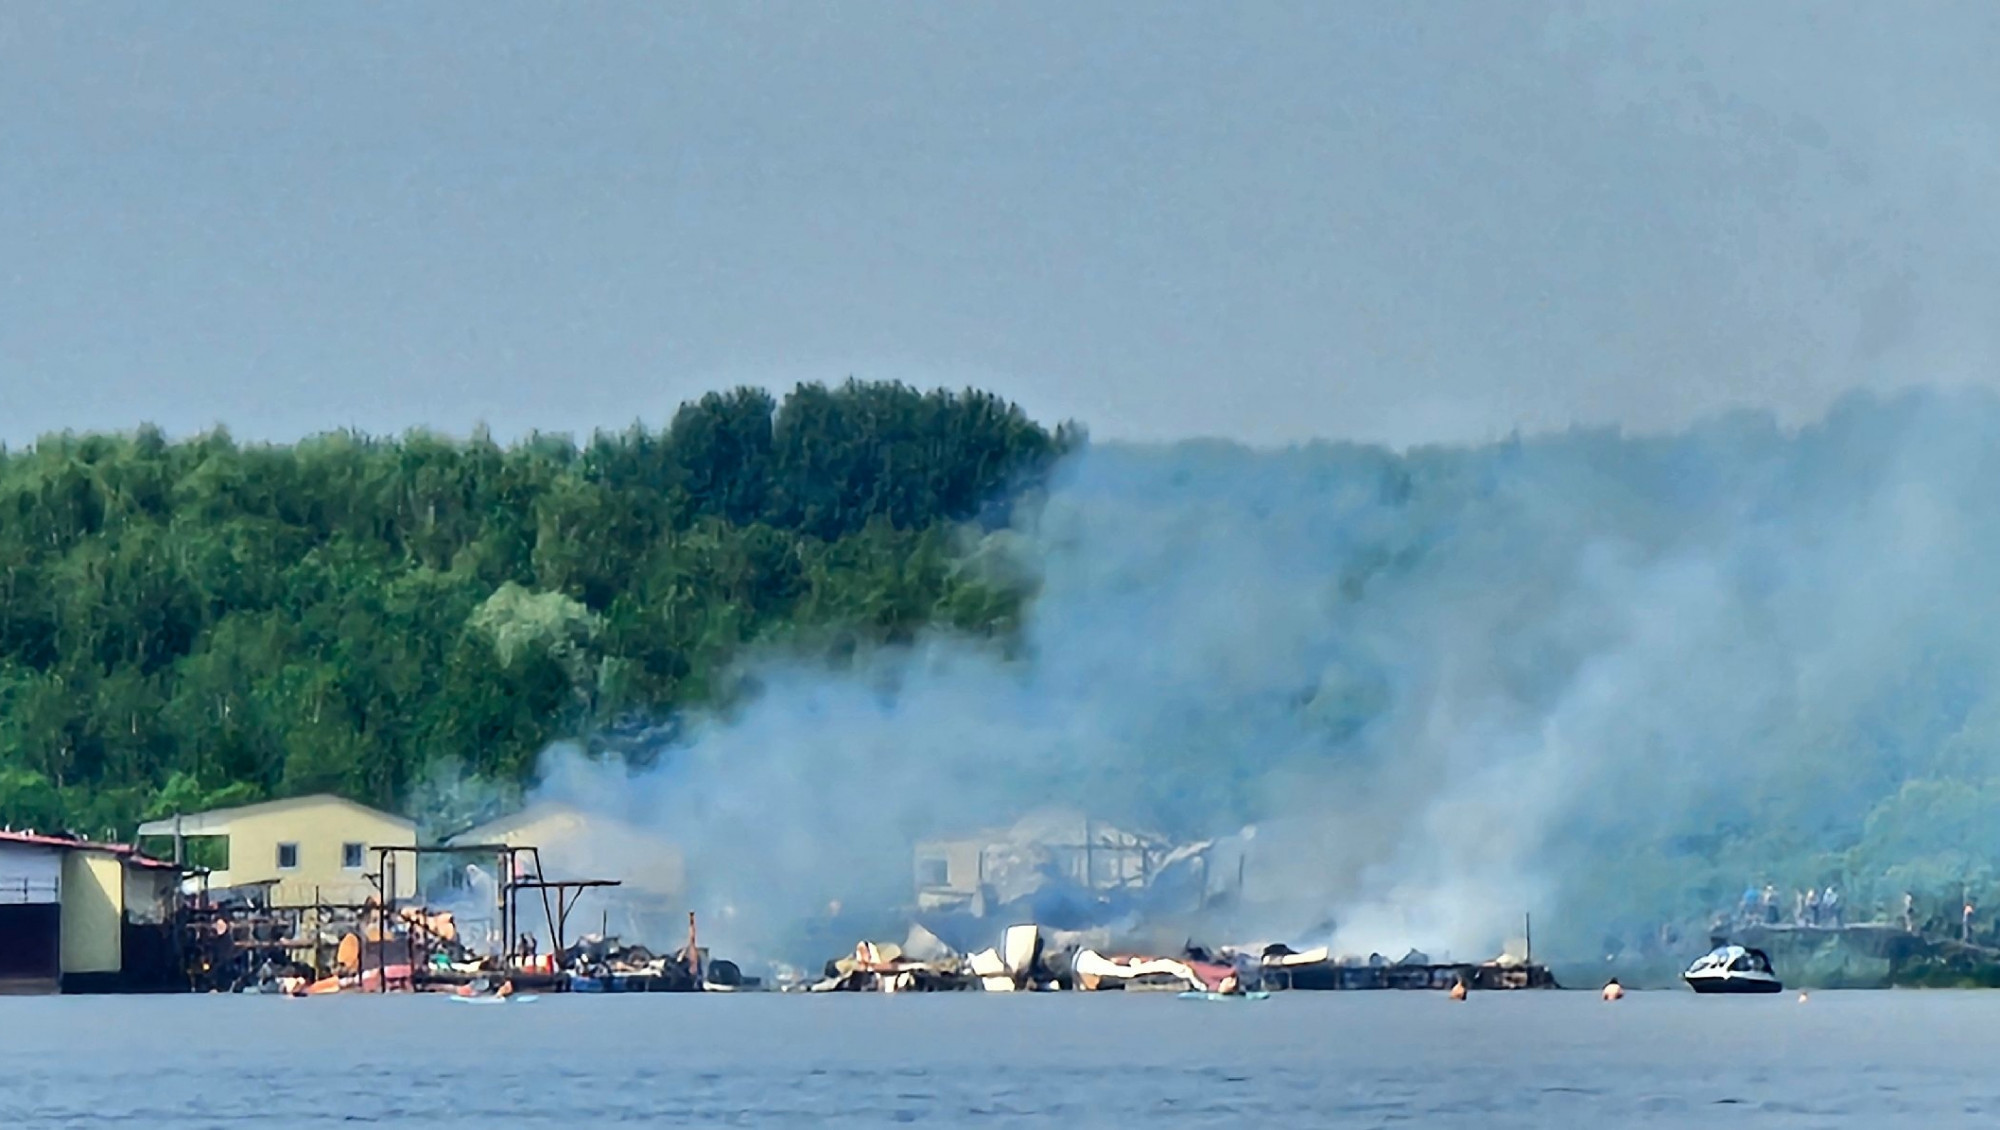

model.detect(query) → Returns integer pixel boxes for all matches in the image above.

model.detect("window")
[276,843,299,870]
[140,834,228,870]
[916,856,950,888]
[343,842,365,870]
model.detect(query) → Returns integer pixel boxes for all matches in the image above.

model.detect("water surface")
[3,989,1989,1127]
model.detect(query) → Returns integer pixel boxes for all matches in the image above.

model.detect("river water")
[2,989,1989,1127]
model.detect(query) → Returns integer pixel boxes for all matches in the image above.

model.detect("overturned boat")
[1682,945,1782,994]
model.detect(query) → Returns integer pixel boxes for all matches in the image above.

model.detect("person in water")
[1216,974,1243,996]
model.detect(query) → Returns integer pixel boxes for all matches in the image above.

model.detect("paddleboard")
[447,994,540,1005]
[1178,990,1270,1001]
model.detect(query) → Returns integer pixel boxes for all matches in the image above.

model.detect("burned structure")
[798,923,1558,995]
[912,809,1233,944]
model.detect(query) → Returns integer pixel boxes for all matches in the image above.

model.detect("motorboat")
[1681,945,1783,994]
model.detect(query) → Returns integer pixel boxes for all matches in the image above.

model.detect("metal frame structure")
[363,844,623,992]
[508,879,623,959]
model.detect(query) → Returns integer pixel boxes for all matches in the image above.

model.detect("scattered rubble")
[800,923,1560,994]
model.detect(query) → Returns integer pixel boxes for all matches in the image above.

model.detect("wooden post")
[687,911,699,980]
[1083,822,1094,890]
[1525,912,1533,968]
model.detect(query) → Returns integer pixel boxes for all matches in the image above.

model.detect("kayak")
[448,994,540,1005]
[1179,990,1270,1001]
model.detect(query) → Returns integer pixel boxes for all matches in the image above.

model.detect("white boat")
[1681,945,1782,994]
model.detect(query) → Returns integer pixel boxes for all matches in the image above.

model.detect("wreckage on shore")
[798,923,1558,994]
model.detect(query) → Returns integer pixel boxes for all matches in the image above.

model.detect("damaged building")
[911,809,1240,945]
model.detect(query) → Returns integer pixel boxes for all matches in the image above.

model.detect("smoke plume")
[534,387,2000,966]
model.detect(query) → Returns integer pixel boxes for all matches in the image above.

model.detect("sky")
[2,2,1997,449]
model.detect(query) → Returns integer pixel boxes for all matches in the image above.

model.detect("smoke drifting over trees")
[544,386,2000,962]
[7,379,2000,964]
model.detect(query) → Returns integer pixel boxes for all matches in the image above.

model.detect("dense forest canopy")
[0,380,1069,838]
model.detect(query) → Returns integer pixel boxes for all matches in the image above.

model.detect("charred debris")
[103,804,1554,997]
[807,811,1557,994]
[795,922,1556,994]
[184,844,753,996]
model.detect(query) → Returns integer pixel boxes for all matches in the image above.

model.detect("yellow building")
[136,794,416,907]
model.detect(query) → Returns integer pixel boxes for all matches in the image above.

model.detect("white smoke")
[529,387,2000,965]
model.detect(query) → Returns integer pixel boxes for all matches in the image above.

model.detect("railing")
[0,877,60,904]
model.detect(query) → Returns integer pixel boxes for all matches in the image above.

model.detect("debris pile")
[802,923,1559,994]
[564,933,755,992]
[802,924,1066,992]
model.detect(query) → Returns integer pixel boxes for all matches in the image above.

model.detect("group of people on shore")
[1736,883,1843,929]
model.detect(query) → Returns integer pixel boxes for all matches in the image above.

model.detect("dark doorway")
[0,903,62,992]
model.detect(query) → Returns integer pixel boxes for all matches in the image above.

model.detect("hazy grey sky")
[3,2,1996,448]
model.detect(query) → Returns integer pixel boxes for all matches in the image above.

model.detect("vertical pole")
[687,911,699,981]
[1525,913,1533,967]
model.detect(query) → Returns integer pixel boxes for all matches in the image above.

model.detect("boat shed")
[0,830,183,994]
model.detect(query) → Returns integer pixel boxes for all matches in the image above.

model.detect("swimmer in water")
[1449,981,1468,1001]
[1602,978,1624,1001]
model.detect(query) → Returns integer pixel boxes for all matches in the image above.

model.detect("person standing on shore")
[1904,892,1917,933]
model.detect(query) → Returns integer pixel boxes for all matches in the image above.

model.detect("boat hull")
[1683,976,1782,995]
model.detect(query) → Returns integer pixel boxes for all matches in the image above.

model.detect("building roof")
[0,829,101,850]
[135,793,416,838]
[0,829,179,868]
[445,800,605,846]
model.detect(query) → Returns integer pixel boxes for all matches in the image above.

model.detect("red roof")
[0,829,179,868]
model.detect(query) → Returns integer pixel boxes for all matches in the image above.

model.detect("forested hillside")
[0,381,1068,837]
